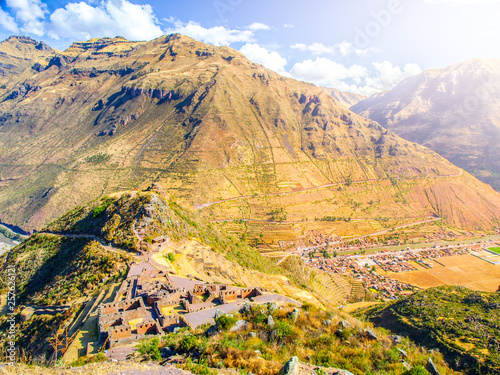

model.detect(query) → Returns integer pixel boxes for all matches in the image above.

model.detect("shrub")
[252,313,267,324]
[86,153,111,165]
[179,335,199,352]
[272,320,294,342]
[92,198,114,218]
[167,252,175,262]
[403,366,430,375]
[184,357,216,375]
[216,315,238,331]
[385,348,400,362]
[137,337,161,361]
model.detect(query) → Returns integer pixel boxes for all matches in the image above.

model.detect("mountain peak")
[352,58,500,190]
[0,35,55,57]
[0,35,499,237]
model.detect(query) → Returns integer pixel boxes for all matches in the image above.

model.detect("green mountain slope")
[360,286,500,375]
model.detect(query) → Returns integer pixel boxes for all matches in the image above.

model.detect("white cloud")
[292,42,335,55]
[288,57,421,96]
[364,61,422,92]
[284,24,294,28]
[289,58,368,90]
[291,41,378,57]
[247,22,270,31]
[6,0,47,36]
[0,8,19,33]
[167,20,255,46]
[49,0,163,41]
[240,43,288,74]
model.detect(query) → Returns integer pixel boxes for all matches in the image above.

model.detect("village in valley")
[300,238,500,300]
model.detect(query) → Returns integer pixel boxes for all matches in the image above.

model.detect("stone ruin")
[97,267,266,348]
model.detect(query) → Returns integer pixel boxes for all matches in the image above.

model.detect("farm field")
[489,247,500,254]
[389,254,500,292]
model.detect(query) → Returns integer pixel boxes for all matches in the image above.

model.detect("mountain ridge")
[351,58,500,191]
[0,35,499,244]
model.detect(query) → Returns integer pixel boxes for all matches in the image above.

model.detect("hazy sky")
[0,0,498,96]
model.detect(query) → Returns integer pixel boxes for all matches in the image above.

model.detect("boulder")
[363,329,378,340]
[289,308,300,322]
[398,348,408,358]
[427,358,440,375]
[267,315,275,328]
[389,335,403,344]
[230,320,249,332]
[267,302,278,313]
[278,356,299,375]
[240,302,252,315]
[206,324,219,337]
[214,309,225,320]
[338,320,352,329]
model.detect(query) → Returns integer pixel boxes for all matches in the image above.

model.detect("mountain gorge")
[352,58,500,191]
[0,35,499,245]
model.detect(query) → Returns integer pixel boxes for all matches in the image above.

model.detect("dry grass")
[390,254,500,291]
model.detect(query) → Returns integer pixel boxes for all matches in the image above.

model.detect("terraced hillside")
[0,35,499,245]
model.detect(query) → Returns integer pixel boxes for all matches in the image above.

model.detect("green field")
[488,247,500,254]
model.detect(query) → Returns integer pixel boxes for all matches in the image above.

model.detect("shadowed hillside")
[360,285,500,375]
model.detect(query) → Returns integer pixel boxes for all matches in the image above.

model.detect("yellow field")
[390,255,500,292]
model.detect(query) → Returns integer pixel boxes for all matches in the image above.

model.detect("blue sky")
[0,0,499,96]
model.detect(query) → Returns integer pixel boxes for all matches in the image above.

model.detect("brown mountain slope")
[351,58,500,191]
[0,35,499,242]
[0,36,56,89]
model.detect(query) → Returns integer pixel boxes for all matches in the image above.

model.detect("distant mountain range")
[0,35,499,242]
[321,87,365,108]
[352,58,500,191]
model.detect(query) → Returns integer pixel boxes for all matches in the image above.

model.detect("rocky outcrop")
[46,55,73,69]
[5,82,41,100]
[121,86,184,102]
[31,62,45,72]
[35,41,52,51]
